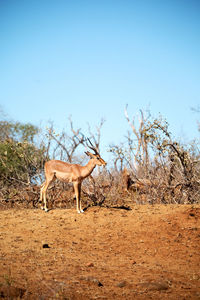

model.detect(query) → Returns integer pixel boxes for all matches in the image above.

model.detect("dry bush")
[109,107,200,205]
[1,110,199,210]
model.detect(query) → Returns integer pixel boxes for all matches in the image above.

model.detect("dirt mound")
[0,204,200,299]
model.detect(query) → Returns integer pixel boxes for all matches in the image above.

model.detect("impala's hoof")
[41,206,48,212]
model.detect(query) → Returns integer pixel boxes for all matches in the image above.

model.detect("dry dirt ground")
[0,204,200,299]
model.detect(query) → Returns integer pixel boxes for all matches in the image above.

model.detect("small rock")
[86,262,94,267]
[189,213,195,217]
[140,281,169,291]
[81,276,103,287]
[116,281,126,288]
[42,243,50,248]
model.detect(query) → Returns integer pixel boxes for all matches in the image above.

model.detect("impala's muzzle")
[101,159,107,166]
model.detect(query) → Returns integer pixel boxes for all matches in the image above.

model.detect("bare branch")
[87,118,105,154]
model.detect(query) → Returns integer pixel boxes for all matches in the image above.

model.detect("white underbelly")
[55,171,73,182]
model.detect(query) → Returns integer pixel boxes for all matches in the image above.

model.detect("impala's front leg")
[78,182,84,213]
[74,182,84,213]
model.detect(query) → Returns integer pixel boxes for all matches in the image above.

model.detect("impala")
[40,140,107,213]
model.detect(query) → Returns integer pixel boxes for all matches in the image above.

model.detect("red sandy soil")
[0,204,200,299]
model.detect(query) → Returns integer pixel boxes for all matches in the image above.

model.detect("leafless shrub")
[81,169,114,208]
[110,106,200,205]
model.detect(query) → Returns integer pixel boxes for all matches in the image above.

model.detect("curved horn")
[86,138,99,155]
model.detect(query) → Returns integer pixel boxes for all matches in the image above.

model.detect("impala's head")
[85,138,107,166]
[85,151,107,166]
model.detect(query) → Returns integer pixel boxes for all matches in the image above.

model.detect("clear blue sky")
[0,0,199,156]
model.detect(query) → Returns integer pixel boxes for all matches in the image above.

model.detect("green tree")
[0,120,45,186]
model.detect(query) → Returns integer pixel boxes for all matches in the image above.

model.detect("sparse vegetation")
[0,108,199,209]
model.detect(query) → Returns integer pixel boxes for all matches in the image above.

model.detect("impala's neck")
[82,159,97,179]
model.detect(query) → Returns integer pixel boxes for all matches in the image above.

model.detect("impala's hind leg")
[40,182,45,203]
[40,175,55,212]
[40,182,44,209]
[40,181,50,212]
[42,182,49,212]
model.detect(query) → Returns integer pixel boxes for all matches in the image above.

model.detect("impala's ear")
[85,151,96,159]
[85,151,90,157]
